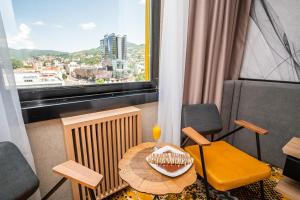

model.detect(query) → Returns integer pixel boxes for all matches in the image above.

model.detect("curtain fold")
[158,0,189,145]
[183,0,251,108]
[0,13,40,200]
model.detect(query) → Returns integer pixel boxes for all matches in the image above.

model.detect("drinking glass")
[152,125,161,151]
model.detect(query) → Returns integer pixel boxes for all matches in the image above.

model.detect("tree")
[96,78,105,84]
[11,58,23,69]
[135,73,145,81]
[62,73,67,80]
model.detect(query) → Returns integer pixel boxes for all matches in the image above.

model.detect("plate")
[146,145,193,177]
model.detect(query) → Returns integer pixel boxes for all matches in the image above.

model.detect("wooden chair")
[0,141,102,200]
[181,104,271,199]
[46,160,103,200]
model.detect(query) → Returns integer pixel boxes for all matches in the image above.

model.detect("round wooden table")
[118,142,197,199]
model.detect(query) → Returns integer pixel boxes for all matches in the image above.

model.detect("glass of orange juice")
[152,125,161,151]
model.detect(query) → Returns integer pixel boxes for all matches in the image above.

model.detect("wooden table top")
[118,142,197,195]
[282,137,300,159]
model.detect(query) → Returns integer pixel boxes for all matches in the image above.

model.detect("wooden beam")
[182,127,211,146]
[61,106,141,127]
[234,120,268,135]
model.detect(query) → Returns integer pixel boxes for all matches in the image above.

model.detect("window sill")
[21,88,158,123]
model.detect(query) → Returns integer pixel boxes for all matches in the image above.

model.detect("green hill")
[127,42,144,50]
[9,42,144,60]
[9,48,67,60]
[71,47,100,56]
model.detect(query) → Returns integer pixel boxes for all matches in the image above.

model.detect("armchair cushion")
[0,142,39,200]
[185,141,271,191]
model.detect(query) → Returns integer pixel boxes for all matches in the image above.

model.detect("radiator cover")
[61,106,142,199]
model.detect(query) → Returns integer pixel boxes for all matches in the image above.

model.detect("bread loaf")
[146,152,193,165]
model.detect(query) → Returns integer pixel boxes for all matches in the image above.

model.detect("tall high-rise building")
[100,33,127,70]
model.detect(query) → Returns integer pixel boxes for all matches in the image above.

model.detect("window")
[2,0,155,88]
[1,0,159,94]
[0,0,160,122]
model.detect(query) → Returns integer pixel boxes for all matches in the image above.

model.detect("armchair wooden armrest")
[53,160,103,190]
[182,127,211,146]
[234,120,268,135]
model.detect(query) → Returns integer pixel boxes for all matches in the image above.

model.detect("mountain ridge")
[9,42,144,60]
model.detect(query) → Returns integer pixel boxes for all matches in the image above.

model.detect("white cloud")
[139,0,145,4]
[32,21,45,26]
[79,22,96,30]
[7,23,35,49]
[54,24,63,29]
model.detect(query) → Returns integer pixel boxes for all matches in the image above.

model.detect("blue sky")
[1,0,146,52]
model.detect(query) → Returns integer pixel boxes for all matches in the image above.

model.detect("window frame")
[19,0,161,123]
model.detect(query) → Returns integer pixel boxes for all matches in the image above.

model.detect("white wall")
[26,102,158,200]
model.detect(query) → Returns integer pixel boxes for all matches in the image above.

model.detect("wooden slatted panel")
[102,122,110,196]
[137,113,142,144]
[91,124,100,196]
[61,107,141,199]
[80,127,88,200]
[86,126,94,170]
[133,116,137,146]
[120,118,126,186]
[112,120,118,190]
[74,128,83,200]
[125,117,129,151]
[120,118,125,157]
[129,116,133,148]
[97,123,106,196]
[70,128,80,200]
[107,121,114,193]
[116,118,122,185]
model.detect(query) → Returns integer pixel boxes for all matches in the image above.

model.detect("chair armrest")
[182,127,211,146]
[53,160,103,190]
[234,120,268,135]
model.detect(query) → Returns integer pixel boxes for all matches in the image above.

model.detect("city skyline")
[0,0,146,52]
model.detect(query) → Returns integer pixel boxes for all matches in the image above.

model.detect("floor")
[107,167,288,200]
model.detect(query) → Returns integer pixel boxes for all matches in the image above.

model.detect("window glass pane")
[1,0,150,89]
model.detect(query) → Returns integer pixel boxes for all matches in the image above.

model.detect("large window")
[0,0,160,123]
[1,0,155,89]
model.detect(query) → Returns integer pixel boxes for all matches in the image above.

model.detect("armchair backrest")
[181,103,223,136]
[0,142,39,200]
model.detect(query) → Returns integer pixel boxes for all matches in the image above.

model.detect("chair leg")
[199,146,210,200]
[204,180,210,200]
[42,177,67,200]
[260,180,264,200]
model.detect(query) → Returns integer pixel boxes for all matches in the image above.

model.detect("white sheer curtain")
[158,0,189,145]
[0,13,40,199]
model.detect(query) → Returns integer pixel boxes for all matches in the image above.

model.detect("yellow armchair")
[182,120,271,199]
